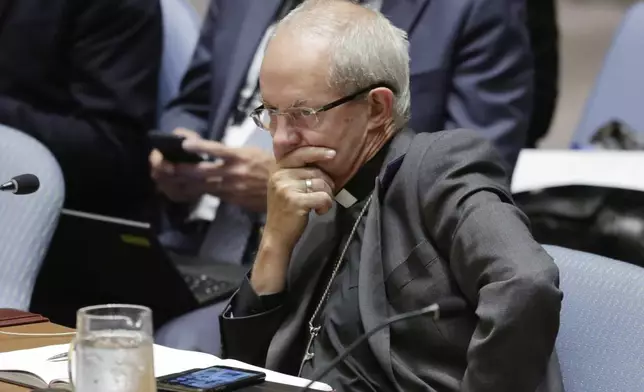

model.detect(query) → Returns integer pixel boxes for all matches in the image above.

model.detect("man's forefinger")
[278,147,336,169]
[175,160,225,179]
[183,139,235,159]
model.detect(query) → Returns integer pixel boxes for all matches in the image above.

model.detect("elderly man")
[155,0,534,354]
[217,1,563,391]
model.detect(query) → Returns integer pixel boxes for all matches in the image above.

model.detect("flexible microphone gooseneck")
[0,174,40,195]
[297,297,467,392]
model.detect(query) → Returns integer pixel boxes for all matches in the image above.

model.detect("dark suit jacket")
[161,0,533,171]
[221,129,564,392]
[0,0,161,218]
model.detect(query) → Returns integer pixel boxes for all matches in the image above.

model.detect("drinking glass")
[68,304,156,392]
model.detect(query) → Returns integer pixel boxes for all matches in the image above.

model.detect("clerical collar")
[334,143,390,208]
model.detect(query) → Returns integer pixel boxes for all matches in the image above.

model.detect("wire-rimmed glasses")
[251,82,394,133]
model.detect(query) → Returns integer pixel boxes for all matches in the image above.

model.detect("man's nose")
[272,118,301,151]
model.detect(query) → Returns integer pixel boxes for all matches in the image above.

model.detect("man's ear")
[367,87,394,131]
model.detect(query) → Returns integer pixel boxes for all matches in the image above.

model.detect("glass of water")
[68,304,156,392]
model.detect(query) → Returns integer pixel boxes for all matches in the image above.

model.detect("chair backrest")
[0,125,65,310]
[544,245,644,392]
[158,0,201,117]
[572,2,644,146]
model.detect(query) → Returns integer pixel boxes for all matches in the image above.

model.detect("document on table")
[0,343,332,391]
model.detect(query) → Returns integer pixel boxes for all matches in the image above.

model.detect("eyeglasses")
[251,82,394,133]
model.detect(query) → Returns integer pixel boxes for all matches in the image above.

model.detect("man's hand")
[249,147,336,295]
[150,128,204,203]
[181,139,275,212]
[263,147,337,249]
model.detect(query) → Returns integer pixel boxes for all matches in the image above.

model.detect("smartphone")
[157,365,266,392]
[149,130,205,164]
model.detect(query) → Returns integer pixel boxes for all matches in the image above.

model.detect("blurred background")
[187,0,638,148]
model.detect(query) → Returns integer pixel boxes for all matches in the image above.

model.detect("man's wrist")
[260,226,297,251]
[251,236,292,295]
[255,235,291,270]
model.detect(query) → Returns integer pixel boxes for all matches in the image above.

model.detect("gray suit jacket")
[221,129,564,392]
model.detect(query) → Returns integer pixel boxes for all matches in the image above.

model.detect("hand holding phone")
[149,130,205,164]
[157,365,266,392]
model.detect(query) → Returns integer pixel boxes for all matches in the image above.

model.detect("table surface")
[0,322,74,391]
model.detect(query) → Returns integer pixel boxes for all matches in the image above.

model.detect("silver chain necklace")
[297,194,374,376]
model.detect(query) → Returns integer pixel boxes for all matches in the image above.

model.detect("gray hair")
[276,0,411,129]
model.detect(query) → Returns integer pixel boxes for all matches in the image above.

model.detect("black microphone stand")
[297,299,466,392]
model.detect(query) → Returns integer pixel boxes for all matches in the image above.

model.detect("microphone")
[0,174,40,195]
[297,297,467,391]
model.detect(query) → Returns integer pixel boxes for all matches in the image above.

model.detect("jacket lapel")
[356,131,412,384]
[0,0,14,32]
[381,0,430,35]
[266,205,340,369]
[210,0,281,140]
[357,183,396,382]
[380,129,414,183]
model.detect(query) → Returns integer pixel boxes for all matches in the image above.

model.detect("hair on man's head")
[274,0,411,128]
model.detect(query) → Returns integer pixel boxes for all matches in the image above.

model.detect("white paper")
[0,344,332,391]
[512,149,644,193]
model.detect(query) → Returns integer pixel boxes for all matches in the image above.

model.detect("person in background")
[1,0,162,325]
[526,0,560,147]
[153,0,534,354]
[219,1,563,391]
[0,0,160,218]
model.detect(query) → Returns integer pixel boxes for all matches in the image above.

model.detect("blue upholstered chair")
[0,124,65,310]
[544,245,644,392]
[572,2,644,146]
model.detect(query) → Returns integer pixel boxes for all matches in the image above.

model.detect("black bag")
[589,119,644,150]
[514,186,644,267]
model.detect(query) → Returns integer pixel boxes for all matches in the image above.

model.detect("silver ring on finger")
[304,178,313,193]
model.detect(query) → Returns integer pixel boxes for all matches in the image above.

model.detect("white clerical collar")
[333,139,392,208]
[334,189,359,208]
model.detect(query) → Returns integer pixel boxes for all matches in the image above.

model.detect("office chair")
[572,2,644,146]
[544,245,644,392]
[0,124,65,310]
[158,0,202,116]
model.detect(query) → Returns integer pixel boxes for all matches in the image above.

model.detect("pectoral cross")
[298,325,321,376]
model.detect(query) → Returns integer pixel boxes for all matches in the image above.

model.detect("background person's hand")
[262,146,337,250]
[181,140,275,212]
[149,128,204,203]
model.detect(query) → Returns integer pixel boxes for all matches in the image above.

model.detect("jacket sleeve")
[0,0,161,194]
[418,130,562,392]
[219,277,287,366]
[158,0,217,136]
[444,0,533,170]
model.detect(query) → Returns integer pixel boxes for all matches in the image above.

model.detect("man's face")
[259,33,371,182]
